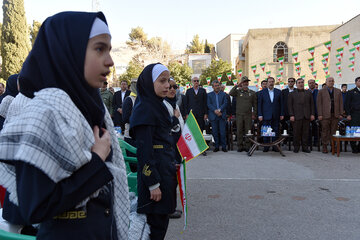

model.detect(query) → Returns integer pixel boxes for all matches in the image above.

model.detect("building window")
[273,41,288,62]
[192,60,207,74]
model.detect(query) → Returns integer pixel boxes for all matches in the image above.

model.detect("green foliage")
[127,26,147,46]
[29,20,42,46]
[200,59,235,86]
[1,0,30,80]
[186,34,204,54]
[167,61,193,86]
[118,60,143,83]
[204,39,214,53]
[146,37,171,53]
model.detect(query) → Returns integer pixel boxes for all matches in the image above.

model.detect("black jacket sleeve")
[122,97,133,123]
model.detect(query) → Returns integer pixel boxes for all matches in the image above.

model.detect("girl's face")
[167,80,177,98]
[154,71,170,98]
[84,34,114,89]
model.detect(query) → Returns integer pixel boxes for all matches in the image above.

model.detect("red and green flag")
[305,83,309,90]
[301,75,306,79]
[336,70,342,78]
[292,52,298,62]
[266,71,271,77]
[260,62,266,72]
[295,62,301,71]
[316,79,321,83]
[217,74,222,81]
[336,62,341,70]
[323,67,329,75]
[203,85,208,88]
[322,59,327,67]
[176,160,187,230]
[232,79,238,85]
[177,110,209,162]
[336,54,342,62]
[254,81,259,88]
[308,58,314,66]
[308,47,315,57]
[324,41,332,51]
[308,64,314,72]
[349,64,355,72]
[296,67,301,76]
[278,56,284,66]
[255,74,260,81]
[337,47,344,57]
[280,81,284,90]
[221,81,226,86]
[186,82,190,89]
[237,69,243,77]
[322,52,329,61]
[226,72,232,80]
[206,77,211,85]
[349,48,356,57]
[276,74,281,82]
[342,34,350,45]
[279,67,284,76]
[353,41,360,51]
[350,56,355,65]
[312,71,317,79]
[251,65,257,74]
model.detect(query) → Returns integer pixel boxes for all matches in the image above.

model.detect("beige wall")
[330,15,360,85]
[242,25,338,85]
[216,34,245,69]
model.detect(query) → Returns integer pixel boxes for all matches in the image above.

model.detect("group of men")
[183,75,360,154]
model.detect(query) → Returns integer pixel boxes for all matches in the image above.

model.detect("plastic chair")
[118,139,138,195]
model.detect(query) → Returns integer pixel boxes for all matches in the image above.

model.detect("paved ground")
[166,147,360,240]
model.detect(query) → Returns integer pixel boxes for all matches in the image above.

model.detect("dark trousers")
[350,111,360,150]
[147,214,169,240]
[292,119,310,148]
[320,115,338,145]
[263,118,279,144]
[195,115,205,132]
[236,114,252,149]
[309,120,319,146]
[211,118,226,149]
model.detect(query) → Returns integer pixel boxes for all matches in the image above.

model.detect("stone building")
[216,34,245,69]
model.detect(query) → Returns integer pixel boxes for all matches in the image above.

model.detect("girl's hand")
[150,187,162,202]
[91,126,111,162]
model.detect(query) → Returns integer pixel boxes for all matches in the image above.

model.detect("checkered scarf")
[0,88,129,239]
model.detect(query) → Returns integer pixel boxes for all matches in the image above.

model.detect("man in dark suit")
[288,78,315,153]
[308,79,319,147]
[345,77,360,153]
[208,80,228,152]
[257,77,284,152]
[281,77,296,139]
[112,79,131,131]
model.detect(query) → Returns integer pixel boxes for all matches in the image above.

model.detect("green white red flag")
[308,64,314,72]
[255,74,260,81]
[254,80,258,88]
[308,58,314,66]
[305,83,309,90]
[312,71,317,79]
[350,57,355,65]
[226,72,232,80]
[176,160,187,230]
[266,71,271,77]
[206,77,211,85]
[251,65,257,74]
[336,70,342,77]
[278,57,284,66]
[279,81,284,90]
[186,82,190,89]
[322,59,327,67]
[337,47,344,57]
[221,81,226,86]
[324,41,332,51]
[316,79,321,83]
[233,79,238,85]
[323,67,329,75]
[336,54,342,62]
[322,52,329,61]
[237,69,242,77]
[296,67,301,76]
[276,74,281,82]
[349,48,356,57]
[301,75,306,79]
[353,41,360,51]
[295,62,301,71]
[217,74,222,81]
[260,63,266,72]
[177,111,209,162]
[308,47,315,57]
[279,67,284,76]
[336,62,341,70]
[292,52,298,62]
[342,34,350,45]
[349,64,355,72]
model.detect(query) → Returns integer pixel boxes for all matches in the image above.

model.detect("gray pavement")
[166,148,360,240]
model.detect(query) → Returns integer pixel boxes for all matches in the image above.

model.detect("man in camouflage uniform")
[100,81,113,116]
[229,76,257,152]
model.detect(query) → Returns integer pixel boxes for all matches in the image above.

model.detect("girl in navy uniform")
[130,64,177,240]
[0,12,129,239]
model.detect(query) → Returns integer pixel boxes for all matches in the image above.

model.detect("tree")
[118,60,143,83]
[167,61,193,86]
[200,59,235,86]
[29,20,42,46]
[127,26,147,46]
[204,39,214,53]
[186,34,204,54]
[1,0,30,80]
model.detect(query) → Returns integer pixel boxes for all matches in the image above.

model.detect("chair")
[118,139,138,195]
[0,230,35,240]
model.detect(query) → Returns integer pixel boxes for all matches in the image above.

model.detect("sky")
[2,0,360,50]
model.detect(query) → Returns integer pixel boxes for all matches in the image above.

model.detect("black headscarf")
[19,11,107,128]
[165,97,177,109]
[130,63,171,129]
[0,74,19,103]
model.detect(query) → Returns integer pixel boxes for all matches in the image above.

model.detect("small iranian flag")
[292,52,298,62]
[305,83,309,90]
[278,56,284,66]
[226,72,232,80]
[295,62,301,70]
[266,71,271,77]
[280,82,284,90]
[276,74,281,82]
[251,65,257,74]
[177,111,209,162]
[350,57,355,65]
[301,75,306,79]
[312,71,317,79]
[354,41,360,51]
[206,77,211,85]
[308,58,314,66]
[217,74,222,81]
[221,81,226,86]
[254,80,258,88]
[279,67,284,76]
[322,59,327,67]
[308,47,315,57]
[316,79,320,83]
[323,67,329,75]
[342,34,350,45]
[255,74,260,81]
[336,54,342,62]
[336,62,341,70]
[296,67,301,76]
[233,79,238,85]
[186,82,190,88]
[324,41,332,51]
[349,48,356,57]
[322,52,329,61]
[260,63,266,72]
[308,64,314,72]
[349,64,355,72]
[337,47,344,57]
[237,69,243,77]
[336,70,342,77]
[177,160,187,230]
[203,85,208,88]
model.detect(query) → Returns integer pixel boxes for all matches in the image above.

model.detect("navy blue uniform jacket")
[257,88,284,120]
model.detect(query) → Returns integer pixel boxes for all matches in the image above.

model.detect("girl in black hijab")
[130,63,177,240]
[0,74,19,130]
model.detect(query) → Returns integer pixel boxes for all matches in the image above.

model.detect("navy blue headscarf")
[19,11,107,128]
[0,74,19,103]
[130,63,171,129]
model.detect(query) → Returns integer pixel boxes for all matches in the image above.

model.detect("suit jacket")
[317,86,343,119]
[185,87,207,117]
[207,91,227,121]
[257,88,284,121]
[309,89,318,117]
[281,88,295,117]
[112,90,131,125]
[288,89,314,120]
